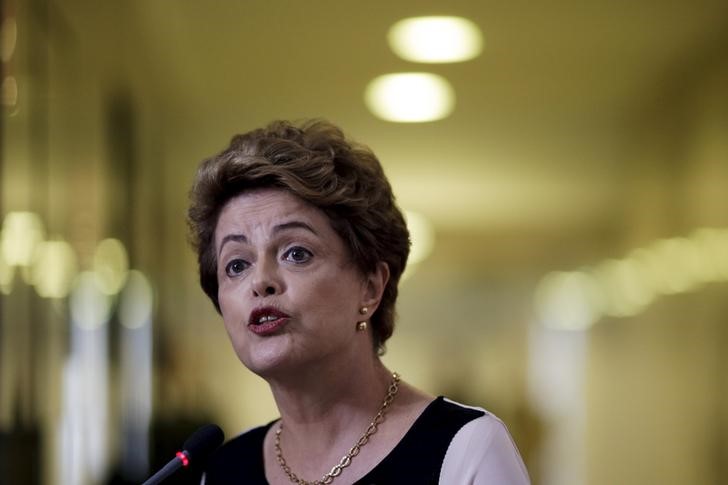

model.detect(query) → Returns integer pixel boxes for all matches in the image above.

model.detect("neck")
[268,354,393,437]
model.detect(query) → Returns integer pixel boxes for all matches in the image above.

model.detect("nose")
[250,257,283,297]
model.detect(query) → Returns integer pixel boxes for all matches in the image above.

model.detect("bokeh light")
[119,270,153,329]
[70,272,112,330]
[0,239,14,294]
[534,271,602,330]
[92,238,129,295]
[31,239,79,299]
[593,259,653,317]
[535,227,728,329]
[1,17,17,62]
[691,227,728,281]
[1,212,45,267]
[1,76,18,109]
[387,16,483,63]
[364,73,455,123]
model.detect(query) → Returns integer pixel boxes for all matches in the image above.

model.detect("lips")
[248,306,290,335]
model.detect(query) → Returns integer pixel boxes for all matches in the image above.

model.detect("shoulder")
[438,399,531,484]
[201,422,274,485]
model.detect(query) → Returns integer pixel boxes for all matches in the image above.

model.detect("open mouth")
[248,306,290,334]
[253,314,283,325]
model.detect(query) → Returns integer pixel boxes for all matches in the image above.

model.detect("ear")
[361,262,390,313]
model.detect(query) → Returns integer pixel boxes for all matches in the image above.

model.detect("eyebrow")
[273,221,318,236]
[218,234,247,256]
[217,220,319,256]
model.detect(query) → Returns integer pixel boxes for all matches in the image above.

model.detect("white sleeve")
[439,413,531,485]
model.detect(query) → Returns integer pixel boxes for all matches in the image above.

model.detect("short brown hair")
[187,119,410,352]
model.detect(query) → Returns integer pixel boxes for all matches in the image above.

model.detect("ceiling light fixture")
[364,72,455,123]
[388,16,483,63]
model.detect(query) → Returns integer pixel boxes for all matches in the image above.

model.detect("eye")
[224,258,249,277]
[283,246,313,264]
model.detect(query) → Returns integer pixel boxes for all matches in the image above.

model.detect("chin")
[234,336,296,378]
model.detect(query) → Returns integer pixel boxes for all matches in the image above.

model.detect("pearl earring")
[356,307,369,331]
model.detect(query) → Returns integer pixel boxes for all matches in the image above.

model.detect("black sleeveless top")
[202,396,484,485]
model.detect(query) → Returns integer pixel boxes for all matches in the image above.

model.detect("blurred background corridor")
[1,1,727,483]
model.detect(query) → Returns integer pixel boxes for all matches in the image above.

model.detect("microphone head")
[182,424,224,462]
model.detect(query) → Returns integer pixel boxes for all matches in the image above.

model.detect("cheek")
[217,283,230,314]
[218,283,247,324]
[298,273,361,318]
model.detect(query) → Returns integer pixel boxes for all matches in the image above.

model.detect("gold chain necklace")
[274,372,401,485]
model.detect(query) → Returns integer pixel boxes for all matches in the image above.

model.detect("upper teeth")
[258,315,277,323]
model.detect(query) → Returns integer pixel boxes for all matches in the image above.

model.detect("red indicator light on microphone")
[176,451,190,467]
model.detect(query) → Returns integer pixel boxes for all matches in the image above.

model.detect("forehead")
[214,188,331,240]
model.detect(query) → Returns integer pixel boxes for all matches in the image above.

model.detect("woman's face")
[214,188,381,378]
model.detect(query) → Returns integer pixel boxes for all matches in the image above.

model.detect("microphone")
[142,424,224,485]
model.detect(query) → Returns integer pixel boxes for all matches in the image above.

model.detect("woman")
[188,120,530,484]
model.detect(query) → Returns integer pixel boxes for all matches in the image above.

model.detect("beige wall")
[586,59,728,485]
